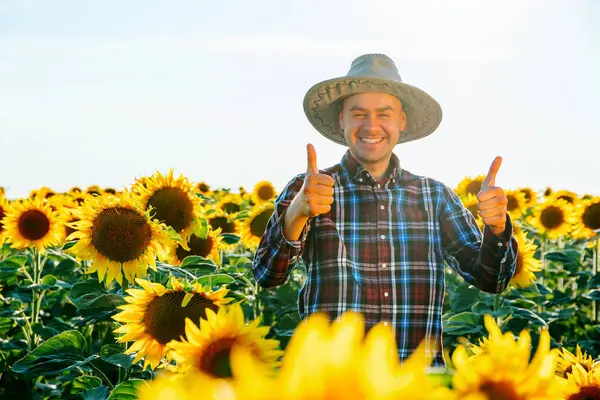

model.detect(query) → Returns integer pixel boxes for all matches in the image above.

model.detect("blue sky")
[1,0,598,199]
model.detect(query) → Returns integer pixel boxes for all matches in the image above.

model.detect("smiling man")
[252,53,518,367]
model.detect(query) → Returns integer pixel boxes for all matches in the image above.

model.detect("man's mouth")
[359,137,384,144]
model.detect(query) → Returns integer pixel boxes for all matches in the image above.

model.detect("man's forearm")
[283,197,310,242]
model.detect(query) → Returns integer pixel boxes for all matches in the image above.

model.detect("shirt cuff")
[482,214,514,256]
[275,208,309,256]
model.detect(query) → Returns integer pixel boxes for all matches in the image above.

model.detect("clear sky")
[1,0,598,199]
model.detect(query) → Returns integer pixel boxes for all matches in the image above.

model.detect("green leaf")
[449,283,481,313]
[108,379,148,400]
[584,289,600,301]
[192,217,209,239]
[71,376,103,394]
[443,312,484,335]
[69,279,123,310]
[0,255,27,268]
[544,250,581,266]
[41,275,58,286]
[12,330,98,376]
[0,317,15,335]
[587,275,600,290]
[100,344,133,368]
[510,308,548,327]
[82,385,110,400]
[220,233,240,245]
[193,274,235,288]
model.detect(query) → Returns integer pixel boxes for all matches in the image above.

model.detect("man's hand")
[477,156,508,236]
[294,143,335,217]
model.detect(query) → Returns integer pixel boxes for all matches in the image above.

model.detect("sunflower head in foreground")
[113,278,232,371]
[556,344,597,379]
[166,302,283,379]
[238,202,274,250]
[452,314,560,399]
[455,174,486,199]
[66,191,172,287]
[132,169,203,251]
[2,197,64,253]
[571,196,600,241]
[530,199,574,240]
[224,312,453,400]
[508,230,543,289]
[557,363,600,400]
[250,181,277,205]
[168,226,225,266]
[136,370,235,400]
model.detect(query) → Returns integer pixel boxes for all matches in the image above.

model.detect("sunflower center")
[520,189,532,202]
[198,337,236,378]
[18,210,51,241]
[143,291,219,345]
[104,188,117,195]
[147,187,194,232]
[544,188,552,197]
[209,217,235,234]
[197,183,210,193]
[222,202,240,214]
[0,206,5,232]
[479,380,522,400]
[567,386,600,400]
[466,180,482,196]
[176,235,215,261]
[257,185,275,201]
[540,206,565,230]
[582,203,600,230]
[558,195,574,204]
[91,207,152,263]
[250,209,273,237]
[507,195,519,212]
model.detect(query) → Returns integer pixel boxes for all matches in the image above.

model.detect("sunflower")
[228,312,453,400]
[66,191,172,286]
[166,302,283,378]
[557,363,600,400]
[250,181,277,205]
[205,206,238,235]
[0,187,4,197]
[238,202,274,250]
[543,187,553,198]
[113,278,232,370]
[136,370,235,400]
[0,196,9,243]
[461,193,484,231]
[556,344,597,378]
[518,187,538,207]
[452,314,559,399]
[505,189,528,219]
[571,196,600,241]
[168,226,225,266]
[133,169,203,251]
[29,186,56,200]
[216,193,244,216]
[530,199,574,240]
[549,189,579,206]
[508,230,543,289]
[455,174,487,199]
[2,197,64,253]
[86,185,103,196]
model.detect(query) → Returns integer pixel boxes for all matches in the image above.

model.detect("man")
[252,53,518,367]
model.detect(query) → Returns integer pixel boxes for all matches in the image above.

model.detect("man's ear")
[339,110,344,130]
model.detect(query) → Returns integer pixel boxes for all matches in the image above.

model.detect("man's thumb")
[481,156,502,190]
[306,143,318,174]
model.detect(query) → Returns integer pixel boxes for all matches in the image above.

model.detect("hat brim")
[303,76,442,146]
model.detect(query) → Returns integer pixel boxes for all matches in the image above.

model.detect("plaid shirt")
[252,150,518,366]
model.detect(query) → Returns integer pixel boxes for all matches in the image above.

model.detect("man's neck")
[361,158,392,181]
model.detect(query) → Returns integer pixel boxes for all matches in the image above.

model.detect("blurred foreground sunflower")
[113,278,231,370]
[133,169,203,251]
[556,344,597,379]
[136,371,235,400]
[66,192,171,286]
[571,196,600,241]
[250,181,277,205]
[452,314,559,399]
[238,202,274,250]
[530,199,574,240]
[508,230,542,289]
[455,174,486,198]
[168,226,225,266]
[167,302,283,378]
[2,197,64,253]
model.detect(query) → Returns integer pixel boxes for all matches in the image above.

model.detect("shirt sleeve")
[251,173,310,289]
[439,184,518,294]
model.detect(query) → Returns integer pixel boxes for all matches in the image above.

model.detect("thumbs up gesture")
[476,156,509,236]
[294,144,335,218]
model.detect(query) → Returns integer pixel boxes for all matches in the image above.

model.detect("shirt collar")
[341,150,403,186]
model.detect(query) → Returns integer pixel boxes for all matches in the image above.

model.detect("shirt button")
[380,234,385,240]
[384,291,389,297]
[380,205,385,210]
[377,184,381,189]
[498,242,503,247]
[383,321,389,326]
[359,178,363,182]
[381,263,387,268]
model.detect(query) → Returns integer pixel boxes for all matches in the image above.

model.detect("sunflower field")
[0,170,599,399]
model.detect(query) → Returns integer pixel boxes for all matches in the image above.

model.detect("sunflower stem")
[593,239,599,323]
[494,293,501,326]
[538,237,548,315]
[118,279,130,384]
[28,248,41,349]
[91,363,115,390]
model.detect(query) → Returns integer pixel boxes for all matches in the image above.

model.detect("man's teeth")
[360,137,383,143]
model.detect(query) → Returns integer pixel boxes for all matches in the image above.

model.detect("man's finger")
[480,156,502,191]
[307,143,318,175]
[476,187,504,203]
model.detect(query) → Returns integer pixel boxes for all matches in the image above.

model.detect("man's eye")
[379,113,390,117]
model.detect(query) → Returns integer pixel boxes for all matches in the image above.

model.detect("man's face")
[339,92,406,166]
